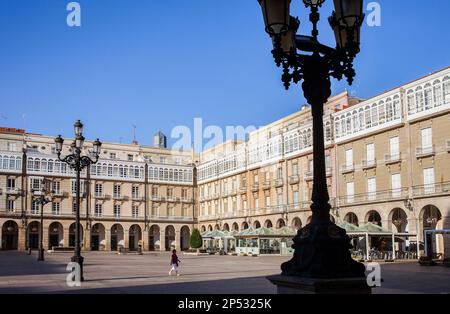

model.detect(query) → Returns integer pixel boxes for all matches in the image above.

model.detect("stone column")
[124,229,129,249]
[63,228,70,248]
[84,229,91,251]
[142,229,149,251]
[160,229,166,251]
[105,229,111,251]
[18,226,26,251]
[43,223,50,250]
[175,229,181,251]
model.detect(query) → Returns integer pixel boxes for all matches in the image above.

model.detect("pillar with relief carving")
[160,229,166,251]
[105,229,111,251]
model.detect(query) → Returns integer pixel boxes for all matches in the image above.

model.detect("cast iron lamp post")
[54,120,102,281]
[33,182,51,261]
[258,0,366,279]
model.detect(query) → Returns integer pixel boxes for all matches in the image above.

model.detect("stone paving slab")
[0,251,449,294]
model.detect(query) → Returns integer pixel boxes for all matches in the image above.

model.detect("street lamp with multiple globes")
[54,120,102,281]
[258,0,367,280]
[32,180,52,261]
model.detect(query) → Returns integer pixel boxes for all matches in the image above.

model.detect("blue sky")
[0,0,449,148]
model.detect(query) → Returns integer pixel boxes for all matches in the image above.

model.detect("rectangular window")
[71,180,85,195]
[52,181,61,195]
[113,184,121,198]
[132,186,139,198]
[346,182,354,203]
[254,195,259,209]
[168,206,174,217]
[95,183,103,197]
[127,154,134,161]
[167,187,173,198]
[6,199,15,211]
[293,191,299,209]
[152,186,158,196]
[367,177,377,200]
[391,173,402,198]
[292,163,298,176]
[277,167,283,180]
[31,178,42,191]
[110,152,116,160]
[345,149,353,168]
[95,204,103,217]
[390,136,399,159]
[31,200,39,214]
[72,202,77,214]
[266,196,271,208]
[52,202,60,215]
[277,193,283,206]
[243,200,248,210]
[421,127,432,151]
[423,168,435,194]
[7,178,16,189]
[254,173,259,184]
[366,143,375,163]
[113,204,121,218]
[132,206,139,218]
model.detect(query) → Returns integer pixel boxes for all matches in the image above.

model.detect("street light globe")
[54,135,64,152]
[93,138,102,155]
[74,120,84,137]
[258,0,291,36]
[333,0,364,28]
[75,135,85,149]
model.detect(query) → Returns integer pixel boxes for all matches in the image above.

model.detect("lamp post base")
[37,248,45,261]
[71,255,85,282]
[281,220,366,279]
[267,275,371,294]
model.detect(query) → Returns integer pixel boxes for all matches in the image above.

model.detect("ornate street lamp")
[32,180,52,261]
[258,0,367,284]
[55,121,102,281]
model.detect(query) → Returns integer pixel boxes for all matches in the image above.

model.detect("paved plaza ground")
[0,251,449,294]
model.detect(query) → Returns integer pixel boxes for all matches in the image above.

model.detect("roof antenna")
[132,125,138,145]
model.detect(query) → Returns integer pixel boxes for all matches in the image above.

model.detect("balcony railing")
[113,194,128,201]
[339,188,408,206]
[151,195,161,201]
[304,171,313,181]
[239,186,247,194]
[340,164,355,174]
[289,175,300,184]
[274,179,284,187]
[181,197,194,203]
[416,145,435,158]
[94,193,110,200]
[71,192,87,198]
[6,187,21,195]
[132,196,146,202]
[251,183,259,192]
[362,159,377,169]
[384,153,401,164]
[263,181,271,190]
[412,182,450,197]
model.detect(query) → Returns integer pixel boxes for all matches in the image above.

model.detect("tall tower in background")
[153,131,167,148]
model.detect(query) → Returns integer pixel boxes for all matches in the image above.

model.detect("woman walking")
[169,249,181,276]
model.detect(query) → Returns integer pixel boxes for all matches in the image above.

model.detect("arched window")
[407,90,415,114]
[358,109,364,131]
[433,80,442,107]
[352,111,358,132]
[424,83,433,110]
[365,106,371,128]
[386,98,393,121]
[393,95,401,119]
[16,157,22,170]
[415,86,424,112]
[378,101,386,124]
[346,114,352,134]
[443,76,450,102]
[334,118,341,138]
[371,103,378,126]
